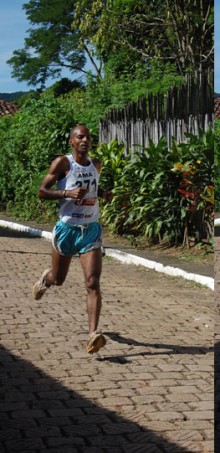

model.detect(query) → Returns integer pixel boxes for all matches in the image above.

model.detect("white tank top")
[56,155,100,225]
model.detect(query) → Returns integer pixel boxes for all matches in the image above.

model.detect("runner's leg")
[79,248,102,334]
[45,248,72,286]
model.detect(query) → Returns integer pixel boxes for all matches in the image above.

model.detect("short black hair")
[69,124,90,138]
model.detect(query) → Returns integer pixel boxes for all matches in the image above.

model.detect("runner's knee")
[85,276,100,292]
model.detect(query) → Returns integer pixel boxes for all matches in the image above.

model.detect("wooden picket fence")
[99,71,214,152]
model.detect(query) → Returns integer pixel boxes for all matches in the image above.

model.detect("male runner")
[33,124,112,353]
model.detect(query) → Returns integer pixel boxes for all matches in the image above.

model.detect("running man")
[33,124,113,353]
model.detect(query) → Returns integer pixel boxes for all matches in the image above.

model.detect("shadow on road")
[0,227,51,255]
[215,341,220,453]
[98,332,213,363]
[215,226,220,238]
[0,344,195,453]
[0,227,40,239]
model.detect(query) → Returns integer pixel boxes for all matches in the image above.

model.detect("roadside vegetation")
[92,131,214,248]
[0,0,214,254]
[0,100,214,249]
[215,119,220,212]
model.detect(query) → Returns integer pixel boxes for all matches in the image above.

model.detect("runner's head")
[69,125,91,156]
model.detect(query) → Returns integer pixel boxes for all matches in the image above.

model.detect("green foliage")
[7,0,86,88]
[215,119,220,211]
[0,81,213,245]
[73,0,213,77]
[92,139,129,191]
[95,129,214,244]
[48,78,84,98]
[0,95,78,220]
[7,0,213,89]
[171,128,214,242]
[68,62,183,131]
[0,69,213,247]
[100,62,183,109]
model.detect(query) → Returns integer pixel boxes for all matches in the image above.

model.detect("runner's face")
[70,127,91,155]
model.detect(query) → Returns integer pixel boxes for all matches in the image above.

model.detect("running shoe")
[32,268,51,300]
[87,331,106,354]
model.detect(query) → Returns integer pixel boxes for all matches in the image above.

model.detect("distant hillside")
[0,91,33,102]
[215,92,220,98]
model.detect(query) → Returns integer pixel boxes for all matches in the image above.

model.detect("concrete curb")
[0,219,214,291]
[105,249,213,291]
[0,219,52,240]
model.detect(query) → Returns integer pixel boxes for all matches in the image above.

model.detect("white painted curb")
[0,219,52,240]
[0,219,214,291]
[105,249,213,291]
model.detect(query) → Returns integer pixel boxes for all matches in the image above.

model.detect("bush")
[0,84,213,247]
[215,119,220,212]
[0,96,76,220]
[94,128,214,245]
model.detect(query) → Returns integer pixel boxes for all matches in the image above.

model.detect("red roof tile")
[0,100,19,117]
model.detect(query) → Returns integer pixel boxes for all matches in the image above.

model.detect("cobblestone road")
[215,234,220,453]
[0,229,214,452]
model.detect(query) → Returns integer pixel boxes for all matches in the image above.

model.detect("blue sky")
[0,0,81,93]
[0,1,37,93]
[0,1,28,92]
[215,1,220,92]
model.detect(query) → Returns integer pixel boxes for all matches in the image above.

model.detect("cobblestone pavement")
[215,234,220,453]
[0,229,214,453]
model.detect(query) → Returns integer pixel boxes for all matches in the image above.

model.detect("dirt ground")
[102,226,214,267]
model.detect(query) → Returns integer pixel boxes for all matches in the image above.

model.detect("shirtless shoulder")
[49,155,70,180]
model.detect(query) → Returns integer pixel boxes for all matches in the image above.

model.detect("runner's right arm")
[38,156,87,200]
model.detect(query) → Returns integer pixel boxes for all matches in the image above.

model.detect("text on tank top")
[56,155,100,225]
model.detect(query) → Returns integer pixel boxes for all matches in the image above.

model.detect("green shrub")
[0,96,76,220]
[215,119,220,212]
[95,129,214,245]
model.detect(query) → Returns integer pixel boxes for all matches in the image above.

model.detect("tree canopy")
[7,0,213,88]
[73,0,213,74]
[7,0,87,87]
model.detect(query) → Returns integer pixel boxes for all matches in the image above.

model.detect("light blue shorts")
[52,220,102,256]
